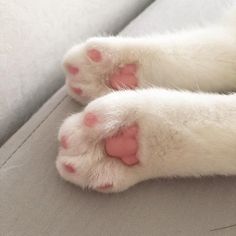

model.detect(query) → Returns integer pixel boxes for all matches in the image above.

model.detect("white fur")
[63,7,236,104]
[57,7,236,192]
[57,89,236,192]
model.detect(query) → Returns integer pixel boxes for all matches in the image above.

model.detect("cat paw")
[63,37,140,104]
[56,91,151,192]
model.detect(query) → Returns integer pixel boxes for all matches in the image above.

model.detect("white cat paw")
[63,37,140,104]
[55,91,154,192]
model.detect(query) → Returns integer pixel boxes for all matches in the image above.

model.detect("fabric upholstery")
[121,0,236,36]
[1,0,236,235]
[0,0,153,145]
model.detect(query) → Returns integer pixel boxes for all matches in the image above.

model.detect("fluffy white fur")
[63,7,236,104]
[57,7,236,192]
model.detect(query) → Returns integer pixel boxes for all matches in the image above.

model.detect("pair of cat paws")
[57,38,169,193]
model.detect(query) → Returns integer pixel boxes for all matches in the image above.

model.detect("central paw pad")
[109,64,138,90]
[105,125,139,166]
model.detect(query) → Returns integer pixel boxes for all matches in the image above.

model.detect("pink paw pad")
[63,163,76,173]
[97,183,113,190]
[66,64,79,75]
[87,49,102,62]
[71,87,83,95]
[60,135,69,149]
[105,124,139,166]
[84,112,98,127]
[120,64,137,74]
[109,64,138,90]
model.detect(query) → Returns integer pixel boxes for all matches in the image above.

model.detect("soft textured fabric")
[121,0,236,35]
[0,0,153,145]
[1,89,236,235]
[1,0,236,235]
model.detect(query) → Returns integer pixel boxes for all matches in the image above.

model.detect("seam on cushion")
[0,94,67,169]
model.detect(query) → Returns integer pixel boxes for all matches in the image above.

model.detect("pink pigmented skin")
[121,155,139,166]
[105,136,137,157]
[60,135,68,149]
[122,125,138,137]
[97,183,113,190]
[72,87,83,95]
[87,49,102,62]
[105,125,139,166]
[109,63,138,90]
[84,112,98,127]
[120,64,137,75]
[63,163,76,173]
[66,64,79,75]
[110,74,138,89]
